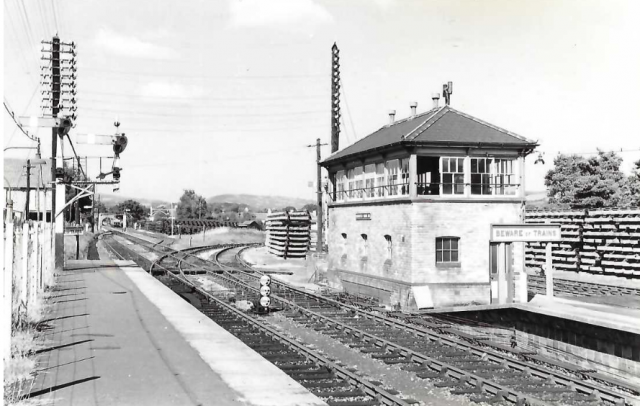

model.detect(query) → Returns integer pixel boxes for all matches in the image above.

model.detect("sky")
[4,0,640,202]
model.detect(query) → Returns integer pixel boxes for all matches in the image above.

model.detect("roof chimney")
[388,110,396,125]
[432,93,440,109]
[410,102,417,118]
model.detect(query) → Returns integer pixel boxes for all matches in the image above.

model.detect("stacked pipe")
[265,211,311,259]
[525,208,640,277]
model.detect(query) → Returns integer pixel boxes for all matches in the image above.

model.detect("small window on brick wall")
[436,237,459,263]
[384,235,392,259]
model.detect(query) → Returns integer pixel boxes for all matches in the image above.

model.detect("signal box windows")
[441,158,464,195]
[436,237,459,263]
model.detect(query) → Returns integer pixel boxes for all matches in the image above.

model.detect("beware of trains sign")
[490,224,561,242]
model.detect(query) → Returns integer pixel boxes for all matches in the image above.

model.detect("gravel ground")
[264,312,486,406]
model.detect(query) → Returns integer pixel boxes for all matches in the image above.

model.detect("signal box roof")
[322,105,538,166]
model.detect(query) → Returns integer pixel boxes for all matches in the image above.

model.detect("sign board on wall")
[356,213,371,221]
[491,224,561,242]
[64,226,84,236]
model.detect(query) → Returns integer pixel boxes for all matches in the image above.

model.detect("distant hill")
[98,194,172,208]
[207,194,315,211]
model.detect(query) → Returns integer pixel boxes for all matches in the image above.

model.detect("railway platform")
[30,255,327,406]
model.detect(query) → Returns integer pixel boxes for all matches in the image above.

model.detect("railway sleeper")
[383,357,413,365]
[276,362,318,370]
[458,364,505,372]
[325,399,379,406]
[300,380,351,389]
[359,347,388,354]
[262,354,306,362]
[247,343,286,351]
[416,369,448,380]
[371,352,404,360]
[289,372,335,380]
[327,400,380,406]
[311,389,366,398]
[285,367,332,376]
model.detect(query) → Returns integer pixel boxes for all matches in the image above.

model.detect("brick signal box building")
[321,97,538,310]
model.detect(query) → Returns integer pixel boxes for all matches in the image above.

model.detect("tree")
[113,200,148,222]
[545,151,633,208]
[177,189,208,219]
[627,159,640,207]
[301,203,318,213]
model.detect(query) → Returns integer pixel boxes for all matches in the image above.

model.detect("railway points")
[102,228,640,406]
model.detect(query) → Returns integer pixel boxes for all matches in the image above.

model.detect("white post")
[20,223,30,314]
[517,242,528,303]
[497,242,507,304]
[409,154,417,198]
[44,223,54,287]
[545,242,554,297]
[518,155,526,198]
[3,220,15,383]
[55,179,65,271]
[38,223,44,291]
[28,225,38,320]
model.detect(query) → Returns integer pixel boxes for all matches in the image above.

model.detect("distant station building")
[320,93,538,310]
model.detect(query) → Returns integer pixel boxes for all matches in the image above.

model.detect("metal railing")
[330,182,521,201]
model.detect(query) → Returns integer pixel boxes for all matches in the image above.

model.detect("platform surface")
[517,295,640,335]
[31,258,326,406]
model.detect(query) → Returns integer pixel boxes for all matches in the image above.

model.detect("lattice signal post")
[41,35,77,271]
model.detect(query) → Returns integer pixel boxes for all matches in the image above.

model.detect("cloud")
[137,82,205,101]
[95,27,177,60]
[228,0,333,28]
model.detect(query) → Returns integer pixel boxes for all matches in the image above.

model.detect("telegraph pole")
[50,35,65,271]
[331,43,341,154]
[25,161,31,218]
[307,139,328,252]
[42,35,77,271]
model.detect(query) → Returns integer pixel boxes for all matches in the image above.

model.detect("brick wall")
[327,200,525,308]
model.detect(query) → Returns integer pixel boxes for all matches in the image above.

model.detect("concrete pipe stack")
[265,211,311,259]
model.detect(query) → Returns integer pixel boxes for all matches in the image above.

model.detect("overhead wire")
[79,89,328,102]
[101,123,327,134]
[340,78,359,142]
[4,1,32,76]
[4,85,42,147]
[78,105,325,118]
[80,68,327,81]
[50,0,60,34]
[3,99,39,142]
[126,145,310,168]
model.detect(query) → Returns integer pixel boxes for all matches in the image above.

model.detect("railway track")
[103,233,413,406]
[528,274,640,297]
[104,230,640,405]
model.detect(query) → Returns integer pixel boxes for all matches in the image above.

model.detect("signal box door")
[490,242,514,304]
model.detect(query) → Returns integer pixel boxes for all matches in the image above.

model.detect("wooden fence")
[525,208,640,277]
[265,211,311,259]
[140,219,239,235]
[3,220,55,381]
